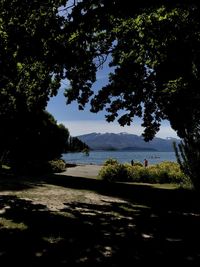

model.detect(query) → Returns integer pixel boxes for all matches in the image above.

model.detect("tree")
[8,111,70,167]
[62,1,200,188]
[65,1,200,140]
[0,0,90,167]
[65,136,89,152]
[174,129,200,190]
[0,0,70,164]
[0,0,68,112]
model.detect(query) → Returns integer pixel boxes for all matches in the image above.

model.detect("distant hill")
[76,132,180,152]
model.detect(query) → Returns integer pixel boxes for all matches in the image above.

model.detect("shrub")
[48,159,66,173]
[98,163,128,182]
[132,161,143,167]
[155,161,186,184]
[99,160,188,185]
[126,165,144,182]
[103,158,119,166]
[174,136,200,191]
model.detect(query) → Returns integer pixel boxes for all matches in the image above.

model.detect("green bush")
[153,161,186,184]
[98,163,128,182]
[99,160,188,185]
[103,158,119,166]
[128,165,156,183]
[132,161,143,167]
[48,159,66,173]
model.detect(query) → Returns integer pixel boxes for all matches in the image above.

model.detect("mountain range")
[77,132,180,152]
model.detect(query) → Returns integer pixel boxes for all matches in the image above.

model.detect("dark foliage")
[174,132,200,191]
[0,0,70,165]
[65,136,90,152]
[65,1,200,140]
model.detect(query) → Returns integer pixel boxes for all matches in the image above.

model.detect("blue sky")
[46,66,178,139]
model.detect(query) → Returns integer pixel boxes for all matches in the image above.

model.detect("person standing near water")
[144,158,148,167]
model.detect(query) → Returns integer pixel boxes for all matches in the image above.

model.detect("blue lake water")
[62,151,177,165]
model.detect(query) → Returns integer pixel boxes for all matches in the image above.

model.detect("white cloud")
[58,120,178,139]
[156,125,178,139]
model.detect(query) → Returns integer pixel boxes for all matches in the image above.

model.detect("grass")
[0,171,200,266]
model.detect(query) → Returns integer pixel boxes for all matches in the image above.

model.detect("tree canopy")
[1,0,200,182]
[1,0,199,144]
[64,0,200,140]
[0,0,88,166]
[0,0,69,164]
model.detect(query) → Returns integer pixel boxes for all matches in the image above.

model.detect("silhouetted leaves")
[65,1,200,141]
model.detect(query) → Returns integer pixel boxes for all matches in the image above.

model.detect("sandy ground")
[0,164,128,212]
[0,165,178,213]
[61,164,102,178]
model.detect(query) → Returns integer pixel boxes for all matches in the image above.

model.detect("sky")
[46,65,178,139]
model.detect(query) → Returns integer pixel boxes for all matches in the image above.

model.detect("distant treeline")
[64,136,89,152]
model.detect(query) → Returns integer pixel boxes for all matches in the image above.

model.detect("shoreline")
[65,162,103,167]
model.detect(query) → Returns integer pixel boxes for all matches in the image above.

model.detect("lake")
[62,151,177,165]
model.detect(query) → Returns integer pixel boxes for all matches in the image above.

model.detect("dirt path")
[0,164,126,212]
[62,164,102,178]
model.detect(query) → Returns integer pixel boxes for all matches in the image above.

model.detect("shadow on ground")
[0,173,200,266]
